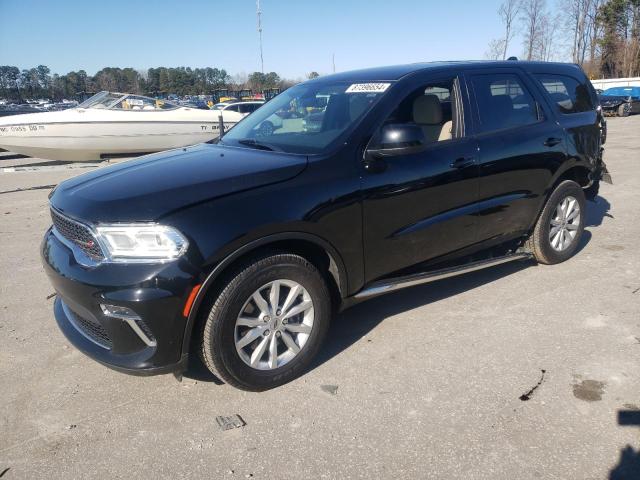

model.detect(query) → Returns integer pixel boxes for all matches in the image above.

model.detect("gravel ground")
[0,118,639,479]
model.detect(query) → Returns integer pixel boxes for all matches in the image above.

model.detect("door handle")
[450,156,475,169]
[544,137,562,147]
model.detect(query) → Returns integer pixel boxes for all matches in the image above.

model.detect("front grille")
[50,208,104,260]
[65,304,112,349]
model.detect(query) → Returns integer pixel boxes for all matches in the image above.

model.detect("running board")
[354,252,534,299]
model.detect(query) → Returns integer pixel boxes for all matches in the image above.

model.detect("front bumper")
[41,227,197,375]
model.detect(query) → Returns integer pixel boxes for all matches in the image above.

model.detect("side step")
[354,252,534,299]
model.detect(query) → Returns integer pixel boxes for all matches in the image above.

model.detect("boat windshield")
[220,81,390,154]
[78,91,179,110]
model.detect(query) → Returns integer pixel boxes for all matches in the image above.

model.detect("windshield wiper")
[237,139,277,151]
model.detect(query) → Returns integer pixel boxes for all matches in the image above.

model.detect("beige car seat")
[412,94,453,142]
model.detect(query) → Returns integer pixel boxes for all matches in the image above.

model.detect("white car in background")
[213,101,264,116]
[214,100,290,135]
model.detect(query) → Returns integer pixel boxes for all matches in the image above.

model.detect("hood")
[50,143,307,222]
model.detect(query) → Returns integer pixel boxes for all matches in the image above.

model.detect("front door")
[361,75,480,282]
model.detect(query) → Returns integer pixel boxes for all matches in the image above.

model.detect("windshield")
[220,81,390,154]
[79,91,124,109]
[78,91,178,110]
[602,87,640,97]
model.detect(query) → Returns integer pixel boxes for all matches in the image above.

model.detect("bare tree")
[486,0,520,60]
[520,0,547,60]
[588,0,604,62]
[564,0,604,66]
[485,38,506,60]
[538,13,562,61]
[499,0,521,59]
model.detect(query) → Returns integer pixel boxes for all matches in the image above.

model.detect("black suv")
[42,61,611,391]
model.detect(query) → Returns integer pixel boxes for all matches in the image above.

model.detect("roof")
[311,60,583,83]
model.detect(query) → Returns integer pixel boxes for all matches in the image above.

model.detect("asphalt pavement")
[0,117,639,479]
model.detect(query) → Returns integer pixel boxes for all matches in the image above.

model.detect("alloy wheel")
[549,195,581,251]
[234,279,314,370]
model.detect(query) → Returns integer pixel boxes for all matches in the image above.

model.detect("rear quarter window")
[535,74,594,114]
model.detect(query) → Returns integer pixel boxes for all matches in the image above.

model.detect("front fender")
[179,231,350,359]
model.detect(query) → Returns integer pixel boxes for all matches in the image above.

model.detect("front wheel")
[526,180,586,265]
[618,103,631,117]
[200,252,331,391]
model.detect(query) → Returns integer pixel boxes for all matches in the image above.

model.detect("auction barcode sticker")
[345,83,391,93]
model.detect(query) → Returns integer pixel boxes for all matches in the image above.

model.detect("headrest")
[413,94,442,125]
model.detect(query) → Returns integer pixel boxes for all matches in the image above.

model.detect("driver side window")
[380,78,461,145]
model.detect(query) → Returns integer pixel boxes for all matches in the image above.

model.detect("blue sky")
[1,0,520,78]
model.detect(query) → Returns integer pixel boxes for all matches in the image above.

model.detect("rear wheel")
[526,180,586,265]
[200,252,331,391]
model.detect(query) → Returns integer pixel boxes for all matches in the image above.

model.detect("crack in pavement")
[0,184,57,195]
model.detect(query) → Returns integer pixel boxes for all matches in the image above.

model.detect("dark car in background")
[599,86,640,116]
[42,60,610,391]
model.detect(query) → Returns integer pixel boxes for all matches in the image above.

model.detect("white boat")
[0,91,244,161]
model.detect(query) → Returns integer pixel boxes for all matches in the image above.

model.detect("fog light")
[100,304,137,319]
[100,304,156,347]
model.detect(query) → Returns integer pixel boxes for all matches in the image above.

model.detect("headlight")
[95,224,188,262]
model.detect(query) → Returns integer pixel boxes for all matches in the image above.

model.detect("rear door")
[467,68,567,245]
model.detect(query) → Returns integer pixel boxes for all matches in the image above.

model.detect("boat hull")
[0,108,240,161]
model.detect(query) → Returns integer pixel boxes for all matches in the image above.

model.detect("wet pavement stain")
[573,379,606,402]
[320,384,338,395]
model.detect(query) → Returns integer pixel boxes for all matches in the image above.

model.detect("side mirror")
[367,123,427,158]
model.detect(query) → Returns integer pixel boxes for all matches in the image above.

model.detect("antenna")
[256,0,264,73]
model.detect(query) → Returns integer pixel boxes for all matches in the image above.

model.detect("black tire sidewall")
[207,256,330,390]
[537,181,586,263]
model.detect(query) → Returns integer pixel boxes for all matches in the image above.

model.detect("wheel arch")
[180,232,348,357]
[547,163,593,197]
[525,164,592,235]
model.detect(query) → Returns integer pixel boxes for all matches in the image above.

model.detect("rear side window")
[471,74,540,133]
[535,74,594,114]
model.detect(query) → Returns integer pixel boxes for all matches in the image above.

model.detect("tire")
[618,103,630,117]
[526,180,586,265]
[200,252,331,391]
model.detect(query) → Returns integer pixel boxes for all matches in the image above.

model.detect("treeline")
[487,0,640,78]
[0,66,305,101]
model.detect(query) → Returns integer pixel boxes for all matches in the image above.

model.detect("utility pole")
[257,0,264,74]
